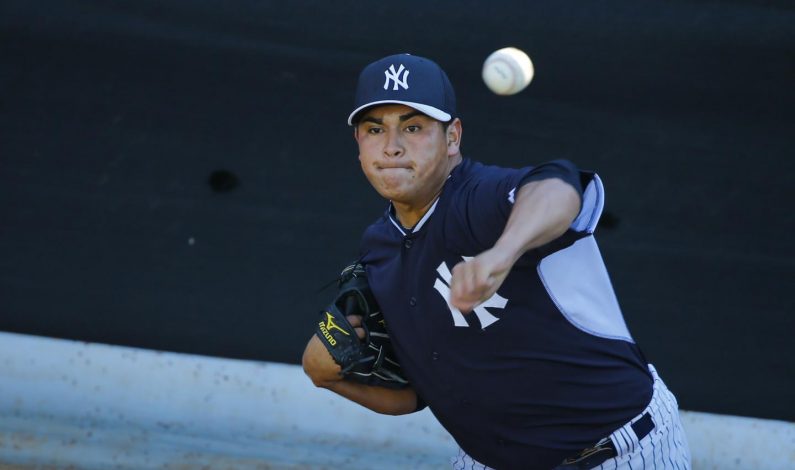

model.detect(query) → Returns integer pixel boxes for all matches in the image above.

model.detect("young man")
[302,53,691,469]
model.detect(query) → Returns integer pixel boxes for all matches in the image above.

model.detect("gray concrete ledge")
[0,332,792,469]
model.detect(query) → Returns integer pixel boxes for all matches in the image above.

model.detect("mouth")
[376,164,412,170]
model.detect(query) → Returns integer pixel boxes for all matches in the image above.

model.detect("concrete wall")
[1,333,792,469]
[2,0,793,424]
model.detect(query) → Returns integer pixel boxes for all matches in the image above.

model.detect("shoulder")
[359,209,399,263]
[448,158,526,192]
[361,211,391,240]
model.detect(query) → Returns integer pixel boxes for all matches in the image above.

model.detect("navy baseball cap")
[347,53,457,126]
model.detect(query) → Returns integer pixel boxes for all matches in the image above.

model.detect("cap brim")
[347,100,452,126]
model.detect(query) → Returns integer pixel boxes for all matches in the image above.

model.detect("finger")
[450,263,480,313]
[346,316,366,339]
[450,283,470,311]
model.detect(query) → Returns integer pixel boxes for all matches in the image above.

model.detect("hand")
[301,315,367,387]
[346,315,367,340]
[449,247,514,313]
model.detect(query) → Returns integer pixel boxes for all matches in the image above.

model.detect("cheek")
[358,155,383,187]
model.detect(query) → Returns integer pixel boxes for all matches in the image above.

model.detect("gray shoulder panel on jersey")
[570,173,604,234]
[538,174,633,342]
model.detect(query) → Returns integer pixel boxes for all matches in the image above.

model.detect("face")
[354,104,461,210]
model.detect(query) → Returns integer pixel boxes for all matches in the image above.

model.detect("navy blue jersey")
[359,158,653,470]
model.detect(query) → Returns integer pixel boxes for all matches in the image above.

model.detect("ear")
[446,118,463,156]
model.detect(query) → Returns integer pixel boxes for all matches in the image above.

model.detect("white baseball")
[482,47,535,95]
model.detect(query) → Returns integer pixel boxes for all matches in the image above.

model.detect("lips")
[377,164,412,170]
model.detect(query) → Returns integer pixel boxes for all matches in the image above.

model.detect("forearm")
[449,177,581,312]
[302,335,418,415]
[323,379,419,416]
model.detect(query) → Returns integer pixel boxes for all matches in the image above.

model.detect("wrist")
[488,240,523,272]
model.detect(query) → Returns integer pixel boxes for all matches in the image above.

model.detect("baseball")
[482,47,534,95]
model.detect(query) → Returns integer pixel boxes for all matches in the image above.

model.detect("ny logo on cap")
[383,64,409,91]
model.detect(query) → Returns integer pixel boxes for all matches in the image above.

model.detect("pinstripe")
[625,427,635,454]
[664,402,677,470]
[660,389,681,470]
[661,412,672,470]
[664,389,684,470]
[453,447,464,470]
[621,428,631,454]
[649,398,667,469]
[624,427,633,454]
[618,429,629,454]
[651,437,658,470]
[665,403,683,470]
[638,433,646,469]
[667,393,689,463]
[674,414,691,467]
[674,420,685,449]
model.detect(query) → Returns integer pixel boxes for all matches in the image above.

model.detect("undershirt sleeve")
[516,159,583,198]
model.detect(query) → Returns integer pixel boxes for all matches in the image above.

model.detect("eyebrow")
[359,110,426,125]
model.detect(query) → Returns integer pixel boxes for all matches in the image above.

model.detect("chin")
[375,186,408,203]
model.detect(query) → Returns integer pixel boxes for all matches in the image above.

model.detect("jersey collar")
[385,162,466,236]
[388,198,440,236]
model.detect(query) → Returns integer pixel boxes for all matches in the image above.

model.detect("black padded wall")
[1,1,793,420]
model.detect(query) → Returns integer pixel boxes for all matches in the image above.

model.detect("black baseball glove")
[315,262,409,389]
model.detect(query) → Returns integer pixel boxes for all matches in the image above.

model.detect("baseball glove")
[315,262,409,389]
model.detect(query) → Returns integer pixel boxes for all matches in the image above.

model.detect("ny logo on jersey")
[433,259,508,329]
[383,64,410,91]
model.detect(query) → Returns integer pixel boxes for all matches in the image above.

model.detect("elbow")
[301,335,338,389]
[376,404,414,416]
[301,352,326,388]
[373,407,414,416]
[375,388,421,416]
[549,178,582,234]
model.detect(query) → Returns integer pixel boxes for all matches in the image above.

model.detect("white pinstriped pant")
[451,364,692,470]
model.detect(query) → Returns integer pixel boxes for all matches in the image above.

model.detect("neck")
[392,192,441,230]
[392,155,462,229]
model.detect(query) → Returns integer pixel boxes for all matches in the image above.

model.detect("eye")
[405,125,421,133]
[367,126,384,135]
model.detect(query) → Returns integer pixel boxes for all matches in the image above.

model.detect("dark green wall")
[1,1,793,420]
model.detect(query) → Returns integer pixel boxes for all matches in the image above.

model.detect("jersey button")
[409,297,417,307]
[432,351,439,361]
[404,239,413,249]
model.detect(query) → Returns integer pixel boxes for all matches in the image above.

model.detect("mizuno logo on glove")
[318,311,350,346]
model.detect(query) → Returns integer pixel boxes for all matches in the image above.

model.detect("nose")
[383,130,404,158]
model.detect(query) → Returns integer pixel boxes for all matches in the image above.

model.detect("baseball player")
[302,53,691,469]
